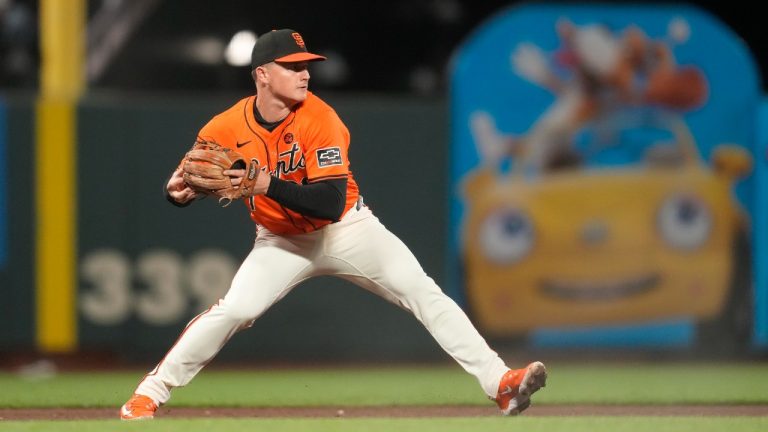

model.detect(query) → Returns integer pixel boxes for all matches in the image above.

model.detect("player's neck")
[255,93,295,123]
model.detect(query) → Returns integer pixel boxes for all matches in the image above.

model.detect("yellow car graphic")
[461,116,752,339]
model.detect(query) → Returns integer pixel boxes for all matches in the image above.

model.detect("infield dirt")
[2,405,767,420]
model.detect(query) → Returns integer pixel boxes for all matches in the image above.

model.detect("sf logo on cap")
[291,32,305,48]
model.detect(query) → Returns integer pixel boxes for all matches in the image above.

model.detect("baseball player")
[120,29,546,420]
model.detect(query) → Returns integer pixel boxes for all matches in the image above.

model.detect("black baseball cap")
[251,29,326,69]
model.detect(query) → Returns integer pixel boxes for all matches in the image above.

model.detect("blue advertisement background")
[756,99,768,348]
[449,4,760,347]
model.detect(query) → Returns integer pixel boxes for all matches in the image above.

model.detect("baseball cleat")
[120,394,158,420]
[492,361,547,416]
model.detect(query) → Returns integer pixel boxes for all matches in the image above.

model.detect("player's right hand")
[223,167,271,196]
[167,168,199,204]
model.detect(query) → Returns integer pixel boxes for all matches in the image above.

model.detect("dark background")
[0,0,763,360]
[0,0,765,93]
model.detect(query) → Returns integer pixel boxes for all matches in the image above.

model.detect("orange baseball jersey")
[194,91,360,234]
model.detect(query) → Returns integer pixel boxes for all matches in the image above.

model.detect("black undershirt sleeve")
[266,177,347,221]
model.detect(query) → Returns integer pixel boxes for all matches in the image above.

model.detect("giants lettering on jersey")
[275,142,305,178]
[317,147,342,168]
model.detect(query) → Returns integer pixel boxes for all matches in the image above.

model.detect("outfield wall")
[1,93,452,362]
[1,90,766,361]
[0,95,35,351]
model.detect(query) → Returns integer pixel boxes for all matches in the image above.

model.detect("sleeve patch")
[316,147,343,168]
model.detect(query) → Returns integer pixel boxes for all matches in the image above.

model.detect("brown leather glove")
[182,140,260,206]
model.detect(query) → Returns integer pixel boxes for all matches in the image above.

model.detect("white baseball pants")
[135,205,509,404]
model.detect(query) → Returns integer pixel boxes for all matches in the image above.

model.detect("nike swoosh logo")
[236,140,252,148]
[121,405,133,417]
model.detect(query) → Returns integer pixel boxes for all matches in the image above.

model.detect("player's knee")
[384,272,440,299]
[220,300,262,324]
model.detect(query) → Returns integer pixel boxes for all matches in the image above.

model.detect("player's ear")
[252,66,268,83]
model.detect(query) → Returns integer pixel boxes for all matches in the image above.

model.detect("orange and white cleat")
[120,394,158,420]
[493,361,547,416]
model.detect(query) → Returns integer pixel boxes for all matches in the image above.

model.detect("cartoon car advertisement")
[449,4,761,349]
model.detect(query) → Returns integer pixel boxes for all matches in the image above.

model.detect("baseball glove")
[182,140,260,206]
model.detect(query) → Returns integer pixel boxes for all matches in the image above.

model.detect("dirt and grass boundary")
[2,405,767,420]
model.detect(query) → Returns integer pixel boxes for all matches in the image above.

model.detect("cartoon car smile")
[461,114,752,336]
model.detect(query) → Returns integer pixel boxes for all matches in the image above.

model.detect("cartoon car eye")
[479,208,534,264]
[657,194,712,250]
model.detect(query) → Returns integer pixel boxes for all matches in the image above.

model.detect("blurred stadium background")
[2,0,765,94]
[0,0,766,371]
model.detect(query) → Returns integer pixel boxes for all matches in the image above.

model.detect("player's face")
[265,61,311,104]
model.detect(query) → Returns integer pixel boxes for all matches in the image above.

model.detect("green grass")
[1,363,766,432]
[1,418,767,432]
[1,362,767,408]
[542,362,768,404]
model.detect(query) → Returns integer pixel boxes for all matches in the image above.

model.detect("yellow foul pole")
[36,0,85,352]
